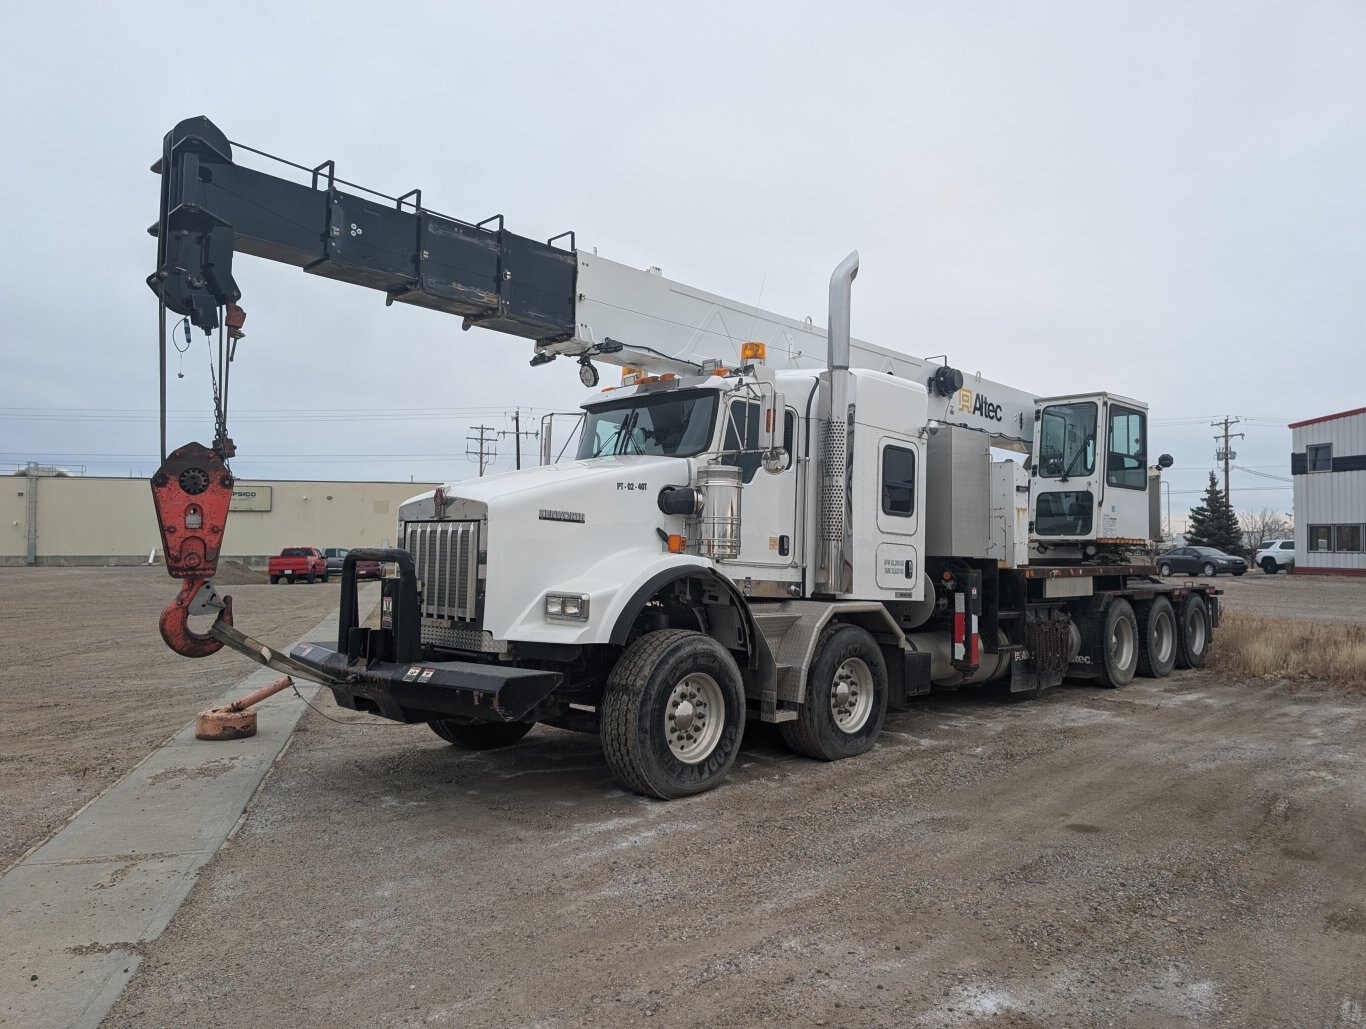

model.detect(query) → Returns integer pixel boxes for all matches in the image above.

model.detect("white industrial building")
[1290,407,1366,576]
[3,473,440,566]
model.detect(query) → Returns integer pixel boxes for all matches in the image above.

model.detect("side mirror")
[760,391,784,452]
[1157,453,1174,469]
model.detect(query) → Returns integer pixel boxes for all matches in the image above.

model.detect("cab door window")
[1038,402,1097,479]
[720,400,794,481]
[1106,405,1147,489]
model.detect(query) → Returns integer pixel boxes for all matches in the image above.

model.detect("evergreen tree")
[1186,471,1243,552]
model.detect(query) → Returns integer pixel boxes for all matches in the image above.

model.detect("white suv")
[1255,539,1295,574]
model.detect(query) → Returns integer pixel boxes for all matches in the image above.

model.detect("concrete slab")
[0,589,375,1029]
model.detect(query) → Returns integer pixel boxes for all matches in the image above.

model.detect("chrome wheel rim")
[1111,616,1136,672]
[830,657,874,734]
[1153,610,1175,666]
[1188,608,1207,655]
[666,673,724,764]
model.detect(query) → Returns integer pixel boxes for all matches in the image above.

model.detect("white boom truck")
[148,118,1219,798]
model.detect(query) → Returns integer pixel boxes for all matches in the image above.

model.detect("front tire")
[307,569,317,584]
[781,624,888,760]
[1089,599,1139,688]
[601,630,746,799]
[1201,561,1216,577]
[1158,562,1173,577]
[429,719,534,749]
[1137,596,1177,678]
[1176,594,1212,669]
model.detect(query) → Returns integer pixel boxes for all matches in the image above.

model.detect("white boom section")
[535,253,1037,449]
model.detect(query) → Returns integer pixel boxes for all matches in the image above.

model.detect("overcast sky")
[2,1,1362,528]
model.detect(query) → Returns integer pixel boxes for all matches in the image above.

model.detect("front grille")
[406,520,480,621]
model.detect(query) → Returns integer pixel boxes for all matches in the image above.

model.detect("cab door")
[717,398,801,585]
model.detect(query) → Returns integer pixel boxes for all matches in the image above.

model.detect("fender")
[608,565,761,671]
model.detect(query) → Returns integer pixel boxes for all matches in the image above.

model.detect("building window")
[1106,405,1146,490]
[1308,525,1332,552]
[881,445,916,517]
[1336,525,1363,552]
[1308,443,1332,472]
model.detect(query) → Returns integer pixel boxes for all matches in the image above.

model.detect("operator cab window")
[1106,405,1146,490]
[1038,402,1097,479]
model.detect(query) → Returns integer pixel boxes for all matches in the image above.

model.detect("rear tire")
[1137,596,1177,678]
[1261,558,1278,574]
[601,630,746,799]
[269,574,279,585]
[1176,594,1212,669]
[429,719,534,749]
[781,624,888,760]
[1088,599,1139,688]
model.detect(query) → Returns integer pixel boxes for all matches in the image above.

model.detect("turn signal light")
[667,534,687,554]
[621,367,644,385]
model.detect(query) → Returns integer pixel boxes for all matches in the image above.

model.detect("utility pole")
[499,408,539,470]
[466,424,498,477]
[1211,416,1245,506]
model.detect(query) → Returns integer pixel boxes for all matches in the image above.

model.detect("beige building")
[2,473,441,566]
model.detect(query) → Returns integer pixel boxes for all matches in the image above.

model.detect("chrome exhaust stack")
[818,250,859,595]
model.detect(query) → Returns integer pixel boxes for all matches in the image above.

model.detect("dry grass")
[1211,611,1366,687]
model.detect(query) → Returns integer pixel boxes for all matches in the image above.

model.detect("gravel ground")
[0,567,342,871]
[5,567,1366,1026]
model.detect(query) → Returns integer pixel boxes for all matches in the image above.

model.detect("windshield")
[1038,401,1097,479]
[576,390,719,460]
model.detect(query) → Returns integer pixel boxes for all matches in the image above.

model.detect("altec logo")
[957,389,1004,422]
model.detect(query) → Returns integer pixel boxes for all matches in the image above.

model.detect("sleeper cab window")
[882,445,916,517]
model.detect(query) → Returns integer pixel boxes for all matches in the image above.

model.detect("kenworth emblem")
[539,509,586,523]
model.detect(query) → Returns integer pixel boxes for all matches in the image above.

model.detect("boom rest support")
[147,116,577,341]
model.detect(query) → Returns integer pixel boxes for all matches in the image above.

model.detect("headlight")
[545,592,590,622]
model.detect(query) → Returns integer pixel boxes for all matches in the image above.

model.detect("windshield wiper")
[591,411,639,458]
[1059,431,1095,482]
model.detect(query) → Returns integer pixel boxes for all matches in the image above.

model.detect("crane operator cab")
[1030,392,1153,550]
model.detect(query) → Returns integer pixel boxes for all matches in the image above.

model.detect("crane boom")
[147,116,1034,447]
[147,116,576,341]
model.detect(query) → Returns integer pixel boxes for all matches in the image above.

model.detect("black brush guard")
[210,548,561,724]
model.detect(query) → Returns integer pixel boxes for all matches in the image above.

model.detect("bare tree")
[1241,507,1294,553]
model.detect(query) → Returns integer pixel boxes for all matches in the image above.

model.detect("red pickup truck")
[268,546,328,584]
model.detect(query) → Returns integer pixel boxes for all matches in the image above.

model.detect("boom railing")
[147,116,578,342]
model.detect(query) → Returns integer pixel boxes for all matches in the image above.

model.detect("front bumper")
[287,640,561,724]
[209,546,562,725]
